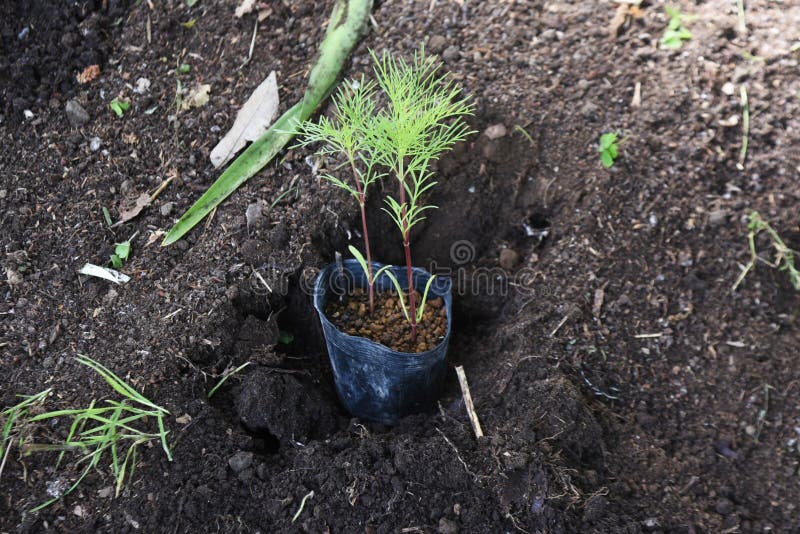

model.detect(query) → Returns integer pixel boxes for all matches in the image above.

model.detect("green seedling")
[110,236,133,268]
[368,47,474,339]
[732,211,800,292]
[661,6,695,49]
[598,132,619,168]
[109,97,131,117]
[295,79,383,313]
[102,206,113,227]
[177,63,191,74]
[162,0,373,246]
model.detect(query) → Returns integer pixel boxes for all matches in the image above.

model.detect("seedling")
[732,211,800,292]
[177,63,191,74]
[598,132,619,168]
[375,266,438,325]
[110,233,136,268]
[369,47,474,339]
[207,362,251,399]
[295,78,383,313]
[660,6,695,49]
[109,97,131,117]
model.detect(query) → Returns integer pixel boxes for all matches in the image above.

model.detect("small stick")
[455,366,483,438]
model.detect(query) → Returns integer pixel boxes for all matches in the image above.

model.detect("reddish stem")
[350,159,374,316]
[399,182,417,341]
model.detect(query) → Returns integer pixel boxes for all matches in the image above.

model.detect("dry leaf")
[175,414,193,424]
[235,0,271,20]
[114,192,151,226]
[77,64,101,84]
[210,71,279,168]
[235,0,256,17]
[180,83,211,111]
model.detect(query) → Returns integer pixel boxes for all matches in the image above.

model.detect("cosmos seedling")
[661,6,695,49]
[598,132,620,168]
[296,78,383,314]
[369,47,474,339]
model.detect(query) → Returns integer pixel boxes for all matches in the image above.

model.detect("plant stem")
[349,158,374,315]
[397,159,417,340]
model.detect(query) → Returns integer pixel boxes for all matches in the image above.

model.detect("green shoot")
[102,206,113,227]
[177,63,191,74]
[661,6,695,49]
[376,266,438,326]
[732,211,800,292]
[16,355,172,511]
[598,132,619,168]
[110,240,131,269]
[207,362,252,399]
[109,97,131,117]
[369,46,474,339]
[295,79,383,313]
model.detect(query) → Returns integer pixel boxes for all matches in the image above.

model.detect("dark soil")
[326,289,448,353]
[2,0,800,533]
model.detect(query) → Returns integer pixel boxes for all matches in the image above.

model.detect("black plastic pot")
[313,259,453,424]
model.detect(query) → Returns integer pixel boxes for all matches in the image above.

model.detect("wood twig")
[455,366,483,438]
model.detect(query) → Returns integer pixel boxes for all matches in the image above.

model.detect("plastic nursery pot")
[313,259,453,424]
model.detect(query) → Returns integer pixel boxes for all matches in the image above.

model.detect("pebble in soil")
[325,288,447,353]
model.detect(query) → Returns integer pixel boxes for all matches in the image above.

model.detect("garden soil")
[2,0,799,532]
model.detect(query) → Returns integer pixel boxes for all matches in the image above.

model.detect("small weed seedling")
[598,133,620,168]
[661,6,695,49]
[5,356,172,511]
[732,211,800,292]
[110,238,132,269]
[109,97,131,117]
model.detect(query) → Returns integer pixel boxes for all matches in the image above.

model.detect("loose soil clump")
[325,288,447,353]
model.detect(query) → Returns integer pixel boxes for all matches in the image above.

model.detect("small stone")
[0,189,6,199]
[721,82,736,96]
[428,35,447,54]
[245,201,262,229]
[499,248,520,270]
[484,123,507,140]
[643,517,660,531]
[228,451,253,473]
[442,45,460,63]
[540,28,557,42]
[89,137,102,152]
[23,109,34,120]
[715,497,735,516]
[708,209,728,226]
[134,77,151,94]
[437,517,459,534]
[65,99,89,127]
[160,202,174,217]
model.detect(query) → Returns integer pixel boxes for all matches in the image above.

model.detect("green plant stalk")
[162,0,373,246]
[349,156,376,314]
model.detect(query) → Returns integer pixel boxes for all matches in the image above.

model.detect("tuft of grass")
[660,6,695,49]
[3,355,172,511]
[732,211,800,292]
[1,389,52,483]
[598,133,619,168]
